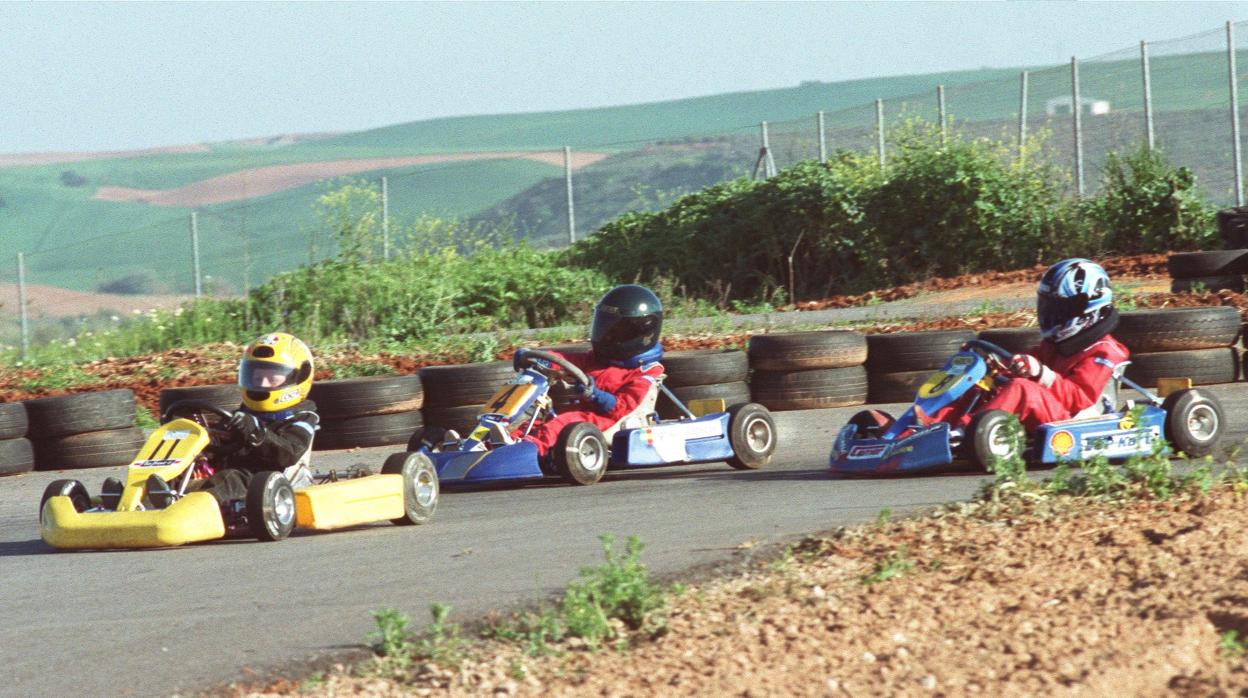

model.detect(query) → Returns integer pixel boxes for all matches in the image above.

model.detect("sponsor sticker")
[135,458,179,468]
[162,430,191,441]
[1049,430,1075,456]
[848,444,889,459]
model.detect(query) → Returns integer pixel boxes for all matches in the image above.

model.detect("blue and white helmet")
[1037,258,1113,342]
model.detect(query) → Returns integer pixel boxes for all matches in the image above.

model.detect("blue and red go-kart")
[830,338,1225,475]
[405,349,777,486]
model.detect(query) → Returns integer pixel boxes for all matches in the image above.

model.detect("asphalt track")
[1,383,1245,697]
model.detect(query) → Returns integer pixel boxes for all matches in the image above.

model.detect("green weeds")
[367,603,465,674]
[860,547,914,585]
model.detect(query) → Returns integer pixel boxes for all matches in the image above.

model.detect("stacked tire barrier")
[309,375,424,450]
[26,389,144,471]
[0,402,33,477]
[866,330,976,403]
[420,362,515,435]
[1114,307,1241,386]
[158,383,240,417]
[747,331,868,410]
[1167,250,1248,293]
[658,348,750,418]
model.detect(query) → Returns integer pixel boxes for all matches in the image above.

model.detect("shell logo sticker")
[1050,430,1075,456]
[1119,413,1137,430]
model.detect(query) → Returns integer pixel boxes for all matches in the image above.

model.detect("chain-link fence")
[2,20,1246,353]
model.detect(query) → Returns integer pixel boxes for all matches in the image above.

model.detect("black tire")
[1217,209,1248,248]
[867,369,935,404]
[158,384,240,420]
[536,342,591,355]
[1170,275,1244,293]
[246,471,295,542]
[309,374,424,419]
[40,478,90,522]
[1162,389,1224,458]
[32,426,146,471]
[865,331,976,372]
[24,389,136,439]
[726,403,776,470]
[747,331,867,371]
[658,382,751,420]
[553,422,608,486]
[407,425,448,452]
[313,411,424,451]
[0,402,28,440]
[1115,307,1241,353]
[381,451,438,525]
[967,409,1022,472]
[845,409,896,439]
[1127,348,1239,388]
[421,405,484,435]
[976,327,1043,356]
[419,362,515,408]
[749,366,868,411]
[661,349,749,387]
[0,438,34,476]
[1166,250,1248,278]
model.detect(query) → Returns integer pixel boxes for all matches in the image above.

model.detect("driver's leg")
[977,379,1071,430]
[187,469,252,506]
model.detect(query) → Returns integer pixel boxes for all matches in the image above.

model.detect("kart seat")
[1072,361,1129,419]
[602,375,663,441]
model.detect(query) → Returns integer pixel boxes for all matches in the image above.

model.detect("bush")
[59,170,87,187]
[96,272,163,295]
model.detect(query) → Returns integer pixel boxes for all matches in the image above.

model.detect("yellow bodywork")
[294,474,405,530]
[1156,377,1193,398]
[686,398,726,418]
[117,418,211,511]
[483,382,539,420]
[41,492,225,549]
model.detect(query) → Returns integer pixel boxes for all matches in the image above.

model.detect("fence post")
[189,211,202,298]
[1229,21,1244,206]
[937,85,947,145]
[752,122,777,179]
[564,146,576,245]
[16,253,28,362]
[875,99,885,168]
[1018,71,1029,162]
[1071,56,1085,197]
[1141,40,1155,151]
[817,111,827,163]
[381,176,390,260]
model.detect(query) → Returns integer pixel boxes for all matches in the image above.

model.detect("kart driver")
[145,332,318,508]
[512,284,665,458]
[936,258,1130,429]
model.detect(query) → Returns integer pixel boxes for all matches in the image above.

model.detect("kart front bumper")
[40,492,226,550]
[830,423,954,475]
[428,441,545,484]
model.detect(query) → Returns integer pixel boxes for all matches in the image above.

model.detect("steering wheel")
[517,349,593,392]
[962,339,1015,378]
[161,399,236,426]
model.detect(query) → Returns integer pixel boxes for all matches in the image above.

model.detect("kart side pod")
[294,474,406,530]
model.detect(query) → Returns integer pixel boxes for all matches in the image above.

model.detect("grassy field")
[0,46,1242,293]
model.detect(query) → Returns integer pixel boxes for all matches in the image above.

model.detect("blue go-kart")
[831,339,1225,475]
[404,350,777,486]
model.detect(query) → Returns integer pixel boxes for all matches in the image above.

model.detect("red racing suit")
[937,335,1130,430]
[524,351,664,456]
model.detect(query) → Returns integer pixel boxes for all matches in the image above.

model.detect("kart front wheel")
[382,451,439,525]
[726,403,776,470]
[246,472,296,542]
[968,409,1023,472]
[554,422,608,486]
[39,479,90,523]
[1163,389,1224,458]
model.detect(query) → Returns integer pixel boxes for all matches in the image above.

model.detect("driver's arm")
[596,363,665,421]
[245,417,316,470]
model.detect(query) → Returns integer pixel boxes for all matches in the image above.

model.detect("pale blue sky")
[1,1,1243,152]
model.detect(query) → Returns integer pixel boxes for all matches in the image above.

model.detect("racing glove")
[1008,354,1056,388]
[227,411,266,448]
[578,376,618,415]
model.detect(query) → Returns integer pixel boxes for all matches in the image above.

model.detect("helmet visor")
[591,311,661,360]
[1037,293,1088,333]
[239,359,299,391]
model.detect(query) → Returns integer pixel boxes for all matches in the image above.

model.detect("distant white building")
[1045,96,1111,116]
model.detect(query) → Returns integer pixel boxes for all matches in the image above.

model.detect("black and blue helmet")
[1037,258,1113,342]
[591,285,663,366]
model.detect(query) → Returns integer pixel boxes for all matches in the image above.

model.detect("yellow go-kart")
[39,400,438,549]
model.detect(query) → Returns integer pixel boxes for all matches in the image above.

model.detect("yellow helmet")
[238,332,314,413]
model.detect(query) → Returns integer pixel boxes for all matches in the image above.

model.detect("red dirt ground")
[93,151,610,207]
[0,282,189,319]
[0,143,211,168]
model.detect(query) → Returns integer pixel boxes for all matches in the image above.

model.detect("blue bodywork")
[609,413,735,468]
[830,339,1167,476]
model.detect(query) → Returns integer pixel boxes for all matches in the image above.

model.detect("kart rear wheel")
[39,479,90,522]
[382,451,439,525]
[1163,389,1224,458]
[246,472,296,542]
[726,403,776,470]
[554,422,608,486]
[968,409,1022,472]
